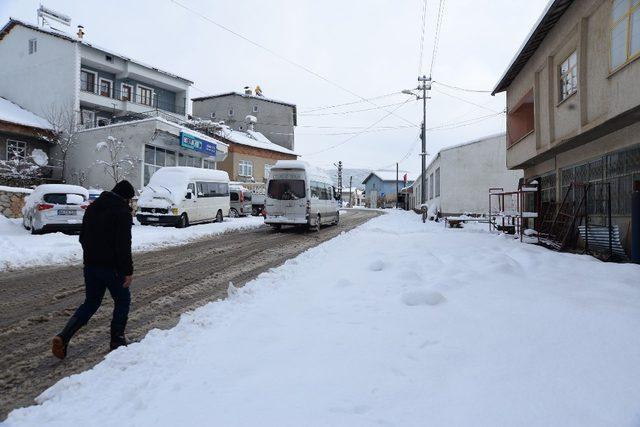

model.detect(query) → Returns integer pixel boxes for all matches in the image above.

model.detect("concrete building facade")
[0,19,191,130]
[410,134,523,215]
[192,92,297,150]
[493,0,640,239]
[68,117,228,193]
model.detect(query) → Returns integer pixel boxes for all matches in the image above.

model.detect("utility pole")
[418,75,430,206]
[337,161,343,202]
[403,76,431,207]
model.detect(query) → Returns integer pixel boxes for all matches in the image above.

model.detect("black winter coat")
[79,191,133,276]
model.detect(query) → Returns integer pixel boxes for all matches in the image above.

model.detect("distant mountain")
[323,168,370,190]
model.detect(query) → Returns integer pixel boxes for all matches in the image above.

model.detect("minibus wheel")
[177,213,189,228]
[230,208,239,218]
[312,214,321,232]
[216,210,224,223]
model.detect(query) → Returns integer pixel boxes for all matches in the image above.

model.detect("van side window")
[230,191,239,201]
[197,182,206,197]
[187,183,196,197]
[310,181,320,199]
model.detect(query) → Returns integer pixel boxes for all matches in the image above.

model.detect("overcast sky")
[1,0,548,175]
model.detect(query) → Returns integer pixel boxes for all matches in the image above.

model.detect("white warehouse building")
[410,133,523,216]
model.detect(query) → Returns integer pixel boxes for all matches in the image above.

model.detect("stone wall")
[0,188,31,218]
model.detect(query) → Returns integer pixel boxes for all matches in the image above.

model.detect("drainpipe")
[632,180,640,264]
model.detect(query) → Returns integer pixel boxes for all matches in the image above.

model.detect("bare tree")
[70,167,89,187]
[95,134,138,185]
[42,102,81,180]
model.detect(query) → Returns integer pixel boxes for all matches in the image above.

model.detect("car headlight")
[171,207,179,215]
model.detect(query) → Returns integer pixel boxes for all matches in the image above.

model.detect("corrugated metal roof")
[492,0,574,95]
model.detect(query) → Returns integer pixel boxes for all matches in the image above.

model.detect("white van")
[265,160,340,231]
[137,167,230,228]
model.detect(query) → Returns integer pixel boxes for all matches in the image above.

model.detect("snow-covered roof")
[77,116,228,151]
[191,92,296,108]
[0,97,53,130]
[272,160,331,181]
[0,19,193,84]
[362,170,414,185]
[216,125,297,156]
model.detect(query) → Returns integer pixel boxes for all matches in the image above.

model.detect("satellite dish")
[31,149,49,167]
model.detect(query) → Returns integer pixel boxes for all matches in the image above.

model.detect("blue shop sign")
[179,131,217,156]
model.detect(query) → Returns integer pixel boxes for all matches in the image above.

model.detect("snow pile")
[5,211,640,426]
[0,216,264,271]
[0,185,33,194]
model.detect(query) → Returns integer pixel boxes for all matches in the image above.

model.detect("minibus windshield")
[268,179,306,200]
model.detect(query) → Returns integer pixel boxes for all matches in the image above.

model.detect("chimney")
[244,86,252,95]
[76,25,85,40]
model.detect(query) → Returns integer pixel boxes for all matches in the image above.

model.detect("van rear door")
[267,170,307,221]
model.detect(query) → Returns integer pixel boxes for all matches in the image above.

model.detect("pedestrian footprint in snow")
[52,180,135,359]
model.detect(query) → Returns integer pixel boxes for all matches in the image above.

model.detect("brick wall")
[0,188,31,218]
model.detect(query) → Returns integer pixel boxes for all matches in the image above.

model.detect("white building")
[410,133,523,216]
[0,19,191,128]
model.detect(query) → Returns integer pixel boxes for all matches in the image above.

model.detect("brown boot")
[52,316,83,360]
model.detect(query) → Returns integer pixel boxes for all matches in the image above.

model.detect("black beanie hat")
[112,180,135,199]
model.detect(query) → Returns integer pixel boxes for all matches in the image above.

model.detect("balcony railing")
[80,82,185,115]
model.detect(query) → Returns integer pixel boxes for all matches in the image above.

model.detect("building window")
[144,145,177,185]
[138,85,154,107]
[435,168,440,197]
[507,89,534,146]
[28,38,37,54]
[228,109,234,117]
[559,51,578,101]
[253,105,258,113]
[105,54,113,62]
[210,111,216,119]
[99,78,113,98]
[80,69,97,93]
[178,153,201,167]
[429,173,434,200]
[238,160,253,177]
[203,159,216,169]
[121,84,133,102]
[7,140,27,160]
[611,0,640,70]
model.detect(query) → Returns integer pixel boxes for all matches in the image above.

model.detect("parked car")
[87,188,103,203]
[22,184,89,234]
[265,160,340,231]
[229,184,252,217]
[136,166,230,228]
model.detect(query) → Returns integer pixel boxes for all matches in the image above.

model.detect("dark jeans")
[73,266,131,327]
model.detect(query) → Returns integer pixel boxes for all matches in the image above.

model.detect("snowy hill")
[323,168,370,190]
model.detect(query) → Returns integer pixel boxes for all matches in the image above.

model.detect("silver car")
[22,184,90,234]
[229,185,252,217]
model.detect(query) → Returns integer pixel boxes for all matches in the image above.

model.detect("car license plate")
[147,217,159,222]
[58,209,76,215]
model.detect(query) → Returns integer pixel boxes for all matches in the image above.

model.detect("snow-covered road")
[0,215,266,271]
[5,210,640,426]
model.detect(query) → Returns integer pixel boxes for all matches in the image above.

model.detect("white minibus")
[137,166,230,228]
[265,160,339,231]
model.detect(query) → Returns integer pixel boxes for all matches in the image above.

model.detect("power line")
[299,91,402,113]
[429,0,446,78]
[432,87,503,114]
[432,81,493,93]
[302,99,412,156]
[417,0,428,75]
[300,99,417,117]
[169,0,417,127]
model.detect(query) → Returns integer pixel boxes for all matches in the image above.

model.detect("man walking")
[52,180,135,359]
